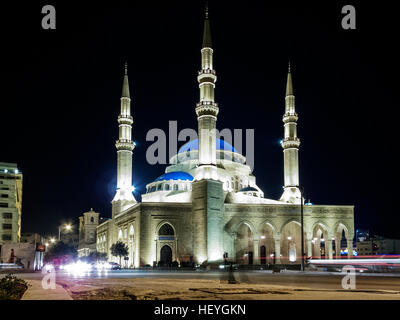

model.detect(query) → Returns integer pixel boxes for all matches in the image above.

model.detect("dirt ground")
[56,278,400,300]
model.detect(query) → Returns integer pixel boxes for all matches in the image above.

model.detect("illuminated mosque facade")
[96,8,355,267]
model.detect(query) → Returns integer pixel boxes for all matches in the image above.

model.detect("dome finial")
[288,60,291,73]
[124,61,128,75]
[205,1,209,19]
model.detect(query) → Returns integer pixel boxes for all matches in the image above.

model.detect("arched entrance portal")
[236,223,254,265]
[281,221,302,264]
[156,222,177,266]
[160,245,172,266]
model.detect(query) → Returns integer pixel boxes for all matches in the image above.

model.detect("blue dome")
[154,171,194,182]
[178,138,238,154]
[240,186,258,192]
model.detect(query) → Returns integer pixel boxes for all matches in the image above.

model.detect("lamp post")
[299,186,305,271]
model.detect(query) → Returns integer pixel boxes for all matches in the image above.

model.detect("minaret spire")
[280,64,301,204]
[122,62,130,98]
[112,63,136,211]
[194,2,219,180]
[286,61,293,96]
[202,2,212,49]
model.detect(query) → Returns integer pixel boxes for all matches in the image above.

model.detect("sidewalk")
[22,280,72,300]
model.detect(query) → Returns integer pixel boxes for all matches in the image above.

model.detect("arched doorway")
[312,224,328,259]
[236,223,254,265]
[281,221,302,264]
[128,225,135,267]
[157,222,176,266]
[160,245,172,266]
[259,222,275,264]
[260,245,266,265]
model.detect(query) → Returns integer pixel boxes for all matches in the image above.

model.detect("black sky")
[0,1,398,238]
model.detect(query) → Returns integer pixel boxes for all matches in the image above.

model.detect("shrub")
[0,274,29,300]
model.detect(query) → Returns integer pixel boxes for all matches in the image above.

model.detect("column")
[347,235,354,258]
[326,239,333,260]
[336,233,342,259]
[253,239,259,265]
[306,237,313,259]
[231,233,237,262]
[274,235,281,264]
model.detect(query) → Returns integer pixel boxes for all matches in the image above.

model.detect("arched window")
[173,184,178,191]
[165,184,170,191]
[90,217,94,223]
[158,223,175,241]
[157,184,162,191]
[159,224,174,236]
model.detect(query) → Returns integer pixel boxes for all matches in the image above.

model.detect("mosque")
[95,8,354,267]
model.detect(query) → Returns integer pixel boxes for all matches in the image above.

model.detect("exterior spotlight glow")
[50,238,56,243]
[14,169,18,174]
[279,139,283,145]
[65,224,72,231]
[260,235,266,239]
[4,169,8,173]
[45,242,49,246]
[287,236,292,240]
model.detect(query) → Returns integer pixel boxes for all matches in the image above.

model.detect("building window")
[173,184,178,191]
[0,203,8,208]
[2,224,12,230]
[1,194,8,198]
[157,184,162,191]
[2,234,11,241]
[90,217,94,223]
[3,212,12,219]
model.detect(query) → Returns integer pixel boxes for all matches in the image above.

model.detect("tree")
[110,241,129,266]
[45,241,77,262]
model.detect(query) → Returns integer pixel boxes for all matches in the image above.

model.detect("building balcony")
[118,115,133,125]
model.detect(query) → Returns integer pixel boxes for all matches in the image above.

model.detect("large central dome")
[178,138,238,154]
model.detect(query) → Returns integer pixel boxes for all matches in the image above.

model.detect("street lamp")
[58,224,72,240]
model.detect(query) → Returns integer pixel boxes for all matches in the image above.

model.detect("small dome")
[153,171,194,182]
[239,186,258,192]
[178,138,238,154]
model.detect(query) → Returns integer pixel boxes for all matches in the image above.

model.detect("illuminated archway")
[281,221,302,264]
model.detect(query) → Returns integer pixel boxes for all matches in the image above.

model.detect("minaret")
[280,62,301,204]
[112,63,136,208]
[194,3,219,180]
[192,4,224,265]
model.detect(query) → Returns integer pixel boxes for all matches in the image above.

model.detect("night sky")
[1,1,398,238]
